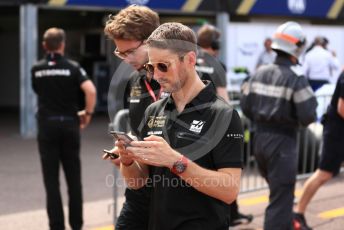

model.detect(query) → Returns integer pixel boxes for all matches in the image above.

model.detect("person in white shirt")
[303,36,340,91]
[255,38,277,70]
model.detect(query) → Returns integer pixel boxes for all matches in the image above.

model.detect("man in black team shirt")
[196,24,229,102]
[115,22,243,230]
[103,5,160,230]
[31,27,96,230]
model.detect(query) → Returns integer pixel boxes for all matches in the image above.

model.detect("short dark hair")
[197,24,220,48]
[43,27,65,51]
[314,36,328,47]
[146,22,197,55]
[104,5,160,41]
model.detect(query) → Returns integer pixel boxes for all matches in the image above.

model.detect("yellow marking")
[295,189,302,197]
[181,0,203,12]
[237,0,256,15]
[49,0,68,6]
[319,207,344,219]
[238,195,268,206]
[327,0,344,19]
[93,225,114,230]
[238,189,302,206]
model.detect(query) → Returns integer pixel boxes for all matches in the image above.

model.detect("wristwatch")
[171,156,188,175]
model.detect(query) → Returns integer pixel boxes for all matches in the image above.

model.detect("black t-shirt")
[328,72,344,125]
[124,69,161,136]
[196,50,227,88]
[31,53,88,117]
[138,82,243,230]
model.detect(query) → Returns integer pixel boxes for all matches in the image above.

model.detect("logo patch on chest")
[130,86,142,97]
[130,86,142,103]
[147,116,166,128]
[189,120,205,134]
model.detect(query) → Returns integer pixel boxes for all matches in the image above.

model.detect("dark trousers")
[229,200,239,220]
[253,132,297,230]
[38,118,82,230]
[116,187,150,230]
[308,79,328,92]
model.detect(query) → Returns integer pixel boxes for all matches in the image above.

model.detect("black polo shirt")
[138,82,243,230]
[124,69,161,136]
[31,53,89,118]
[196,50,227,88]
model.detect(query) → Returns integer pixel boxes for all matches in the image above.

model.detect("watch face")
[175,161,186,173]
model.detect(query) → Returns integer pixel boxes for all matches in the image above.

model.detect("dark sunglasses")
[144,62,171,74]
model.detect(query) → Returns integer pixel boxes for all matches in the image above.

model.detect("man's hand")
[78,110,92,129]
[115,140,135,166]
[126,135,182,168]
[102,146,121,166]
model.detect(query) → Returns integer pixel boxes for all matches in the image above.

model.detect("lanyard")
[144,79,162,102]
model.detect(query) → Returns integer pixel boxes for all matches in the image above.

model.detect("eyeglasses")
[144,62,171,74]
[113,41,143,59]
[144,54,186,74]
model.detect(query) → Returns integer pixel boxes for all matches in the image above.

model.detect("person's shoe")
[229,212,254,226]
[293,212,312,230]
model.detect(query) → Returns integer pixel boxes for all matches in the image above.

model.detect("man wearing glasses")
[103,5,160,230]
[116,22,243,230]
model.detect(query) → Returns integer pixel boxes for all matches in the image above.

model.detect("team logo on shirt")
[130,86,142,103]
[34,69,71,78]
[227,133,244,139]
[147,116,166,128]
[189,120,205,134]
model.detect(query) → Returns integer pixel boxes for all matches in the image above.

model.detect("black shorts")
[318,119,344,176]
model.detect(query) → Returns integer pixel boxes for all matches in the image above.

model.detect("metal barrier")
[238,93,343,193]
[240,123,323,193]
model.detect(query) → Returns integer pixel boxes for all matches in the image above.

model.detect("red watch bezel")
[171,155,188,174]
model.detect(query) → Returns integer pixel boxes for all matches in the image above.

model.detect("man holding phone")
[115,23,243,230]
[103,5,160,230]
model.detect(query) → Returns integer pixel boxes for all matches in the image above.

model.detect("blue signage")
[250,0,335,18]
[66,0,186,10]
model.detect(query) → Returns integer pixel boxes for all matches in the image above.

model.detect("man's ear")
[185,51,197,66]
[60,41,65,50]
[42,41,47,50]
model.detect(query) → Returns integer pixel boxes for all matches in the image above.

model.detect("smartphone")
[110,131,134,147]
[103,149,119,159]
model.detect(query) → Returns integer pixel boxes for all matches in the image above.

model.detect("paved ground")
[233,175,344,230]
[0,112,122,230]
[0,112,343,230]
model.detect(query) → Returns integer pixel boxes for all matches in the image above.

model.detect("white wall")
[226,22,344,90]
